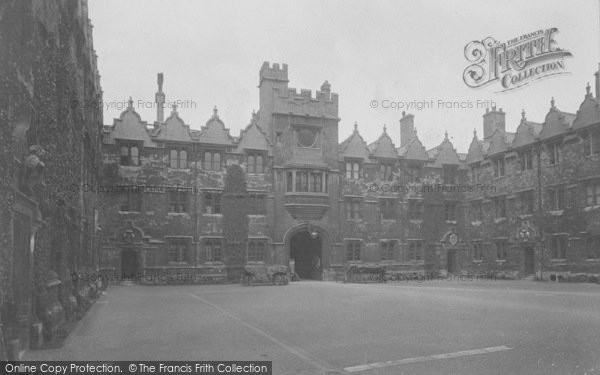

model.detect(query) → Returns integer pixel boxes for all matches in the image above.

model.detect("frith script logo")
[463,28,572,92]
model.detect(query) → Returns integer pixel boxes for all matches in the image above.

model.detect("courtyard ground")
[24,279,600,375]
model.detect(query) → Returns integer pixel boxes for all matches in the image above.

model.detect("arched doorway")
[289,230,322,280]
[120,248,139,280]
[523,246,535,275]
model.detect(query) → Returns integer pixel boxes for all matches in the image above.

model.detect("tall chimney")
[400,111,415,147]
[155,73,165,122]
[482,106,505,139]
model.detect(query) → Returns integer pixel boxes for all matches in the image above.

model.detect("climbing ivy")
[222,164,249,279]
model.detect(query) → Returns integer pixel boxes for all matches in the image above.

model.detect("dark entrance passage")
[447,250,457,274]
[524,247,535,275]
[121,249,139,280]
[290,231,322,280]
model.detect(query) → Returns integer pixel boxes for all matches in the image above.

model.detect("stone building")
[0,0,103,359]
[99,62,600,284]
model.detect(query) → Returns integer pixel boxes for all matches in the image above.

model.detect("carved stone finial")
[473,128,477,138]
[444,130,449,140]
[551,97,555,108]
[383,124,387,133]
[354,121,358,132]
[521,109,526,120]
[172,103,177,114]
[586,82,591,96]
[213,105,218,118]
[128,97,133,109]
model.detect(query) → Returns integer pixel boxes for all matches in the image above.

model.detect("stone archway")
[284,223,329,280]
[120,247,139,280]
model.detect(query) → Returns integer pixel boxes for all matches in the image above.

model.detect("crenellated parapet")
[271,83,339,119]
[259,62,289,85]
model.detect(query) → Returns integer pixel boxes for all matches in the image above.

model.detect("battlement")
[259,62,338,119]
[259,61,289,85]
[282,87,338,103]
[271,84,338,118]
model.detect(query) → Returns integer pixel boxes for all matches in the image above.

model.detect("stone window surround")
[380,239,398,261]
[166,236,192,264]
[344,196,362,220]
[345,159,362,180]
[118,140,143,166]
[546,141,562,166]
[406,239,424,262]
[378,197,396,220]
[286,169,329,193]
[345,239,362,262]
[202,237,224,263]
[246,151,266,174]
[247,238,268,263]
[168,147,189,169]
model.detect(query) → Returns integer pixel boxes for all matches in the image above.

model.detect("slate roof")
[153,105,194,143]
[196,107,235,146]
[104,98,154,146]
[539,98,574,140]
[428,132,461,166]
[572,84,600,130]
[367,125,398,159]
[339,122,370,161]
[397,130,429,161]
[237,112,270,152]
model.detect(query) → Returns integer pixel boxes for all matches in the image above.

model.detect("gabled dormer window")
[547,142,561,165]
[443,165,457,184]
[493,158,505,177]
[519,149,533,171]
[119,142,141,166]
[470,163,480,183]
[345,160,361,180]
[247,152,264,174]
[379,162,393,181]
[405,164,422,183]
[203,151,221,171]
[582,130,600,156]
[169,149,188,169]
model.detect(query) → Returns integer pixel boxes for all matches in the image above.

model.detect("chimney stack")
[400,111,415,147]
[155,73,165,122]
[482,106,505,139]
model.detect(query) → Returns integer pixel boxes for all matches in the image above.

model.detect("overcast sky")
[89,0,599,152]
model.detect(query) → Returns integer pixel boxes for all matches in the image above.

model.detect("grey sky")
[89,0,599,152]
